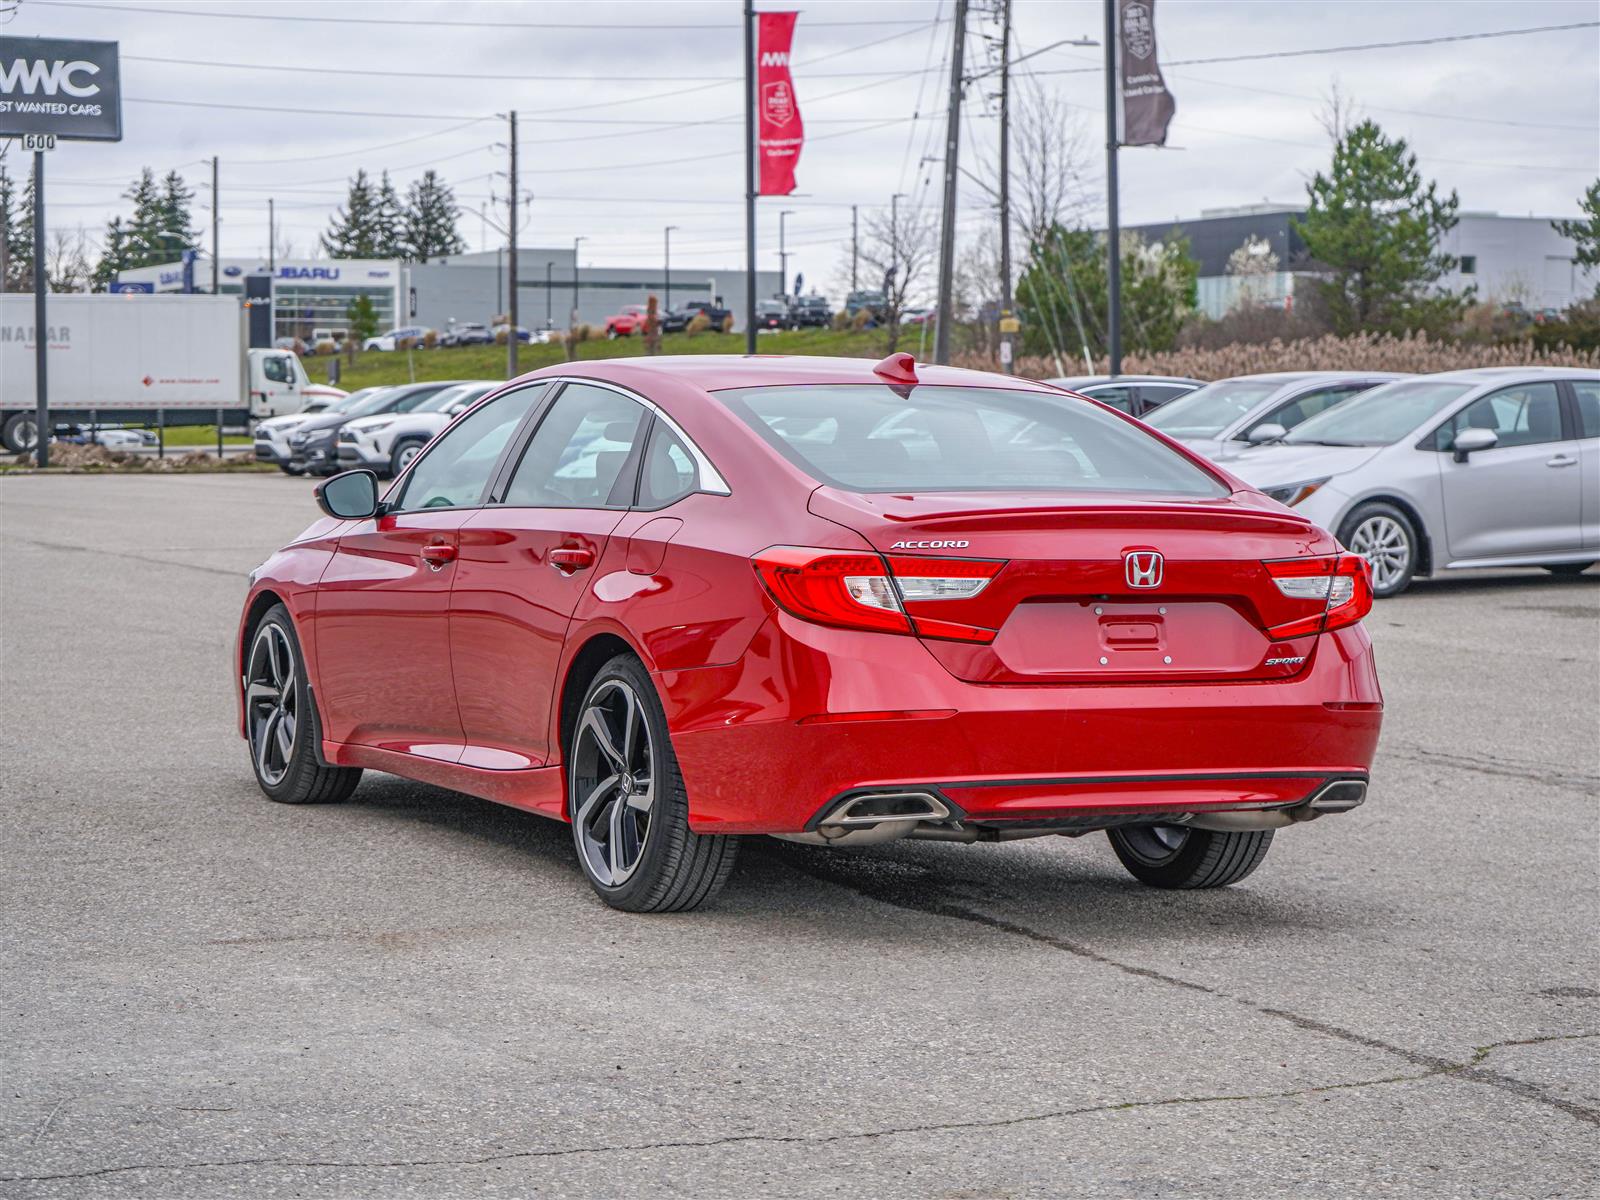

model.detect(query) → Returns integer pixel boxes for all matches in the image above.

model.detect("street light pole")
[743,0,757,353]
[997,0,1015,372]
[664,225,678,312]
[1103,0,1122,375]
[778,209,794,298]
[507,109,520,377]
[210,155,220,294]
[545,259,553,328]
[267,197,275,272]
[850,204,858,295]
[571,236,586,333]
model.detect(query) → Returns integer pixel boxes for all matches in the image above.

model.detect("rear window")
[717,384,1227,497]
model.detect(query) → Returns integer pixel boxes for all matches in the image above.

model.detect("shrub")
[422,330,439,349]
[685,312,711,337]
[719,313,735,334]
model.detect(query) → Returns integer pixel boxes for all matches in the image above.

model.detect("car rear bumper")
[661,612,1383,834]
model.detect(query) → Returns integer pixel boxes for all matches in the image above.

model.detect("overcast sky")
[5,0,1598,291]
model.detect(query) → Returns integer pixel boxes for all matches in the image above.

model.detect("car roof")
[514,354,1063,393]
[1046,374,1202,387]
[1412,366,1600,383]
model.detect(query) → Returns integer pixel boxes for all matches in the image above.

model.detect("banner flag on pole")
[1114,0,1175,147]
[757,11,803,195]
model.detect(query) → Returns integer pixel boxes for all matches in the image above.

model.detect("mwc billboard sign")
[0,36,123,141]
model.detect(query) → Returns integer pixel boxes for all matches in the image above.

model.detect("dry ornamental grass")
[983,331,1599,381]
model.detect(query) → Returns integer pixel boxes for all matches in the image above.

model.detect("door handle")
[549,546,596,573]
[1546,455,1578,468]
[420,541,457,570]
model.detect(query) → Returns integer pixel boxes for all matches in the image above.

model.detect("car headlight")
[1261,478,1329,507]
[289,432,308,447]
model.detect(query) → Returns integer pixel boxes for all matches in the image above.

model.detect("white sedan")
[336,381,501,476]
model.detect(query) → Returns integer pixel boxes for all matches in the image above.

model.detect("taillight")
[1264,555,1374,638]
[752,547,1004,642]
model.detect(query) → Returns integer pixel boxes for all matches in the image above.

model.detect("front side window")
[1252,384,1367,439]
[1144,378,1289,438]
[263,355,293,383]
[1285,380,1474,447]
[501,384,649,508]
[1432,382,1564,451]
[718,384,1226,497]
[391,385,544,511]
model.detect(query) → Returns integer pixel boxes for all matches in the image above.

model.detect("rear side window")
[1573,382,1599,439]
[638,421,699,508]
[502,383,649,508]
[718,384,1226,497]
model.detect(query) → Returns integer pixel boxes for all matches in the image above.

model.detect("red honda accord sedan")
[237,353,1382,911]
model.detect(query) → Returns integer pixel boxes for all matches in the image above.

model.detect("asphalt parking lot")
[2,473,1596,1198]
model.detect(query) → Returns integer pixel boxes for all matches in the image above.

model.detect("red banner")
[757,11,803,196]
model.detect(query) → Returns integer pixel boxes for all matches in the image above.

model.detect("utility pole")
[1103,0,1121,375]
[850,204,858,295]
[997,0,1015,372]
[933,0,968,364]
[267,197,275,272]
[545,259,553,328]
[743,0,757,353]
[507,109,520,376]
[778,210,794,298]
[210,155,220,293]
[664,225,678,311]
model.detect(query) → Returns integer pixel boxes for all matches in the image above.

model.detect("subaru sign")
[0,36,123,141]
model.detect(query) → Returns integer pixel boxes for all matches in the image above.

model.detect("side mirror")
[1452,427,1498,463]
[1246,422,1288,445]
[314,469,380,519]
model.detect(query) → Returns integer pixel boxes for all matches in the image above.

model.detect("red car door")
[310,385,547,761]
[450,382,652,770]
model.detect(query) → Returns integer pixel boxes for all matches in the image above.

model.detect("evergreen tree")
[375,171,405,258]
[90,217,130,292]
[322,170,386,258]
[1551,179,1600,294]
[156,169,201,249]
[346,293,380,343]
[1,166,34,290]
[402,170,466,262]
[1293,120,1465,334]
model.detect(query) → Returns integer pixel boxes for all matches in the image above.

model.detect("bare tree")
[1317,81,1362,142]
[857,201,938,352]
[47,227,93,292]
[1011,81,1095,247]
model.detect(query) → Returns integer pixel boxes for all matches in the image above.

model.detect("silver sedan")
[1226,368,1600,596]
[1144,371,1405,459]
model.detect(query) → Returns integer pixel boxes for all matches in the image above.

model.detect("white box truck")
[0,293,311,453]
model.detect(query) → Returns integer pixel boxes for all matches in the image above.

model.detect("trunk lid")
[808,487,1339,684]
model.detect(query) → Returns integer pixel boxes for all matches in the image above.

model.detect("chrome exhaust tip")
[1305,779,1367,814]
[821,791,951,830]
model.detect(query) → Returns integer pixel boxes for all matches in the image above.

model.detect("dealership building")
[1126,205,1598,319]
[117,250,782,340]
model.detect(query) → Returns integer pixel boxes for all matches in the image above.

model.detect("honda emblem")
[1125,550,1163,589]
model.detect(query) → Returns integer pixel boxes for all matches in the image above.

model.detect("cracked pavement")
[2,474,1597,1198]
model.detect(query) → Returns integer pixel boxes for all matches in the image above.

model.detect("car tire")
[390,437,427,477]
[606,326,619,340]
[278,464,305,476]
[1338,501,1419,598]
[567,654,739,912]
[1543,562,1595,576]
[3,411,39,454]
[245,604,362,805]
[1107,824,1274,889]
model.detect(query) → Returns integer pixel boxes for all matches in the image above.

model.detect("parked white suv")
[362,326,435,352]
[336,381,500,476]
[254,387,386,474]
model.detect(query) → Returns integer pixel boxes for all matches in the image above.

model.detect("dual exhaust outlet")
[774,778,1368,846]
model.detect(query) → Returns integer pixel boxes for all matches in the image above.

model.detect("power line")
[1030,22,1600,75]
[35,0,929,30]
[126,95,486,121]
[1169,72,1597,133]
